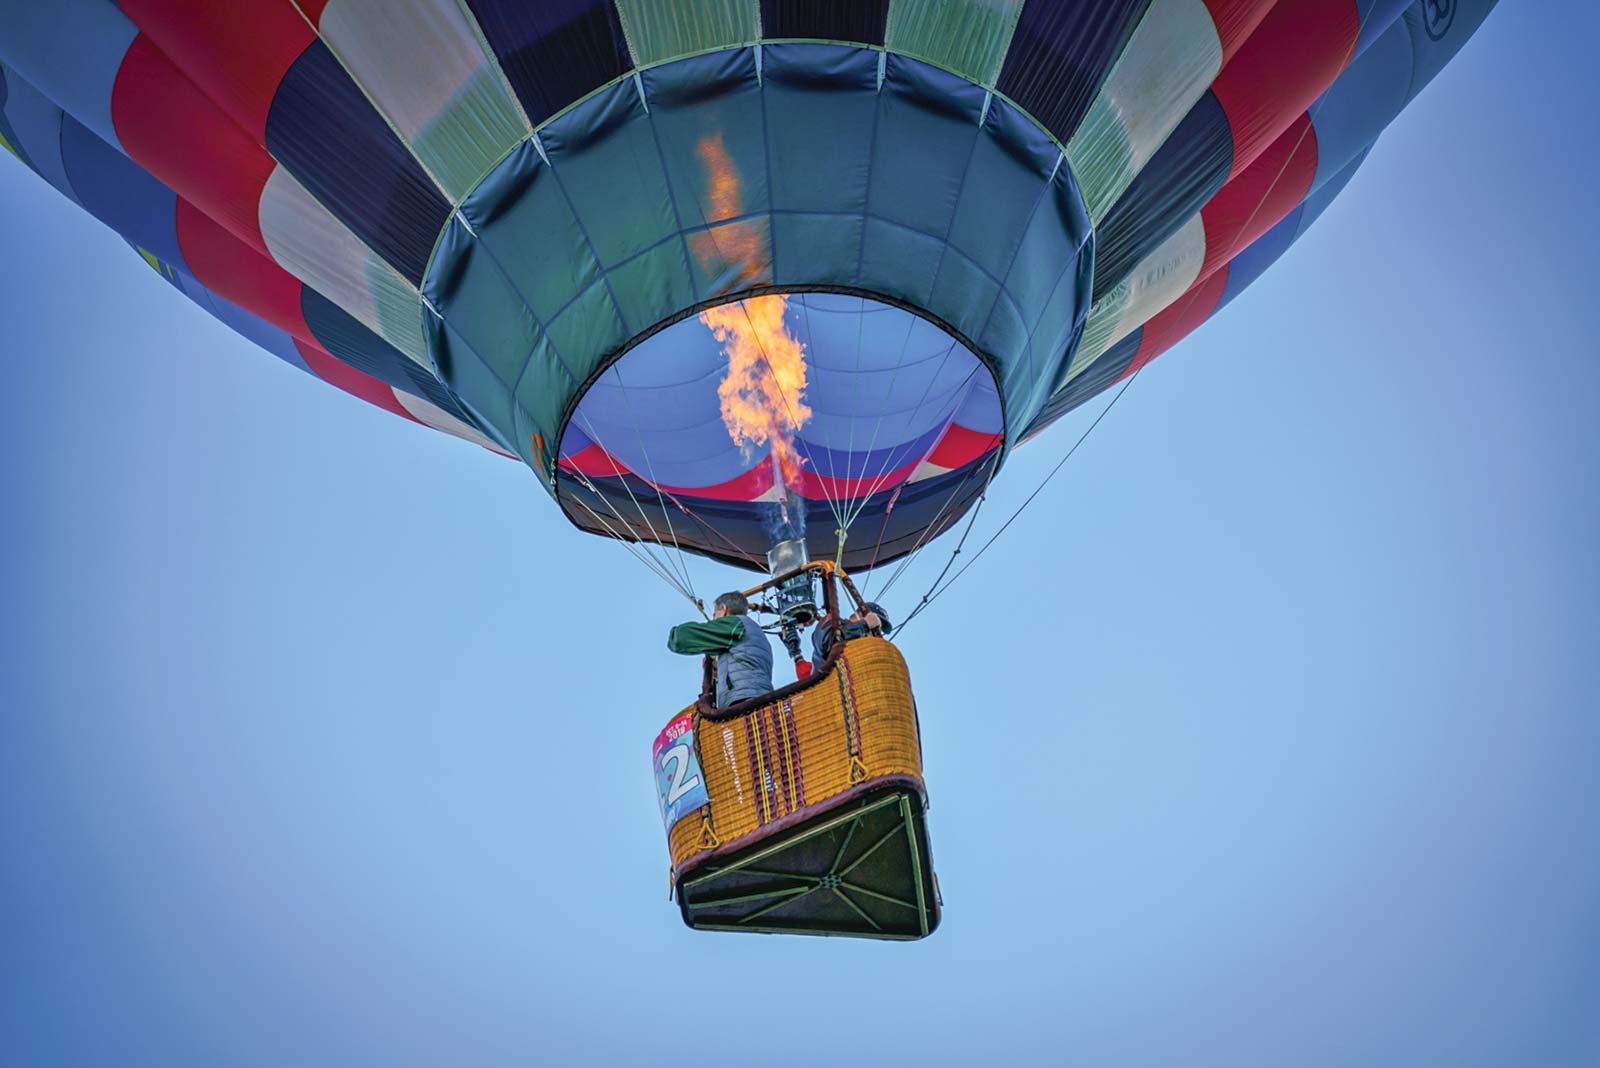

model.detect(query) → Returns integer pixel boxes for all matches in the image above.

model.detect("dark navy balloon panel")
[464,0,634,127]
[760,0,890,45]
[264,41,451,287]
[996,0,1153,143]
[0,0,1500,574]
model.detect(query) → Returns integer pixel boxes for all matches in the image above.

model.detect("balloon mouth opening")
[553,288,1004,572]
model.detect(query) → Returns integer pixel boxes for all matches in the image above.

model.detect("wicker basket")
[654,637,940,939]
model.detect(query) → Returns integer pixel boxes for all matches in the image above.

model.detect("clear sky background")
[2,6,1596,1066]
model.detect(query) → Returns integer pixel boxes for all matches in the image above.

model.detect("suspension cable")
[889,485,987,626]
[566,465,704,611]
[572,413,697,599]
[574,402,698,601]
[872,450,999,600]
[837,300,914,530]
[841,341,974,537]
[892,370,1137,636]
[888,4,1382,637]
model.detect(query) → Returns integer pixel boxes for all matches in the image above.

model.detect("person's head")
[857,601,892,635]
[712,591,748,619]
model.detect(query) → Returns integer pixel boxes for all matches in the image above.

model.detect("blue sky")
[3,6,1597,1066]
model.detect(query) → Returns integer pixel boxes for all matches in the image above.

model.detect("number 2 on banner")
[660,741,702,805]
[653,715,709,829]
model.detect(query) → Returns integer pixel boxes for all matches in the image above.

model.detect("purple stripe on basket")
[760,708,782,818]
[744,715,765,824]
[770,706,794,816]
[762,707,787,819]
[753,708,771,819]
[783,699,806,808]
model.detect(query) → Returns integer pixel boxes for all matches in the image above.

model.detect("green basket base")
[676,785,940,940]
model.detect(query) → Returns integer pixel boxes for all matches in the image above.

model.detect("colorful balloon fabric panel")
[0,1,1499,570]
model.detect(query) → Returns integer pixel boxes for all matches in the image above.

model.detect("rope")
[575,410,698,603]
[840,293,869,506]
[835,308,931,533]
[566,467,704,612]
[570,492,696,607]
[849,755,870,784]
[888,486,988,631]
[894,367,1138,636]
[841,352,977,538]
[698,810,721,849]
[797,289,845,528]
[580,372,700,599]
[860,483,902,579]
[872,451,998,600]
[660,488,769,570]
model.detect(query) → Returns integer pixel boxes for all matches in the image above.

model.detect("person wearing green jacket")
[667,591,775,708]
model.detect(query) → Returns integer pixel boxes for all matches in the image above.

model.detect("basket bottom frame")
[675,784,939,940]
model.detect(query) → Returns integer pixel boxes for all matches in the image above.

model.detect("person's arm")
[666,616,748,655]
[810,613,833,664]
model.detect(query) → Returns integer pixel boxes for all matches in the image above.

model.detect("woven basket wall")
[666,637,924,874]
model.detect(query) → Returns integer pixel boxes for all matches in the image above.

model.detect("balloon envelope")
[0,0,1499,570]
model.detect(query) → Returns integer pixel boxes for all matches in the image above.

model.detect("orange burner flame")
[700,295,811,494]
[689,132,809,498]
[688,132,766,286]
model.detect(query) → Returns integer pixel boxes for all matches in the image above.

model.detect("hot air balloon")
[0,0,1499,939]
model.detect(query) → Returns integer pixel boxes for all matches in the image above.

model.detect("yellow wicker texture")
[665,637,923,873]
